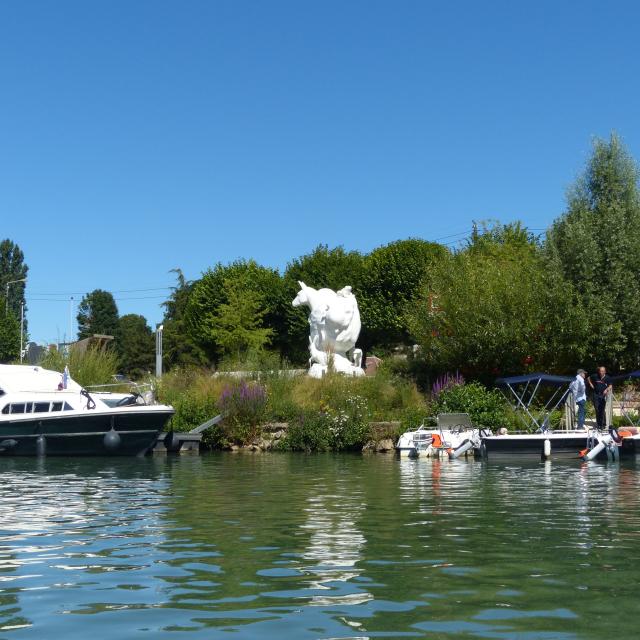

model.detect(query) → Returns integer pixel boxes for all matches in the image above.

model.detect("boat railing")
[85,382,157,404]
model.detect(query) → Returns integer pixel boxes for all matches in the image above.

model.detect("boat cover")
[610,370,640,382]
[495,372,573,387]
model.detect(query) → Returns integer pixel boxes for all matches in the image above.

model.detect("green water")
[0,453,639,639]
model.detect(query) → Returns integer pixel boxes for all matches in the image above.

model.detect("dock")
[153,414,223,453]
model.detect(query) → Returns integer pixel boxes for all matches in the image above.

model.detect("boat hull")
[0,410,174,457]
[480,433,590,459]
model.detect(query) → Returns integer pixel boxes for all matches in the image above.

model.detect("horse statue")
[292,281,364,378]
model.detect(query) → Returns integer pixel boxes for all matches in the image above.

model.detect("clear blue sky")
[2,0,640,344]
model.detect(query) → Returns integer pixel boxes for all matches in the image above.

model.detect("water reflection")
[300,485,370,606]
[0,454,640,639]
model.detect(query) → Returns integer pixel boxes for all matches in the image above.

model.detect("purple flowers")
[432,371,465,398]
[219,380,267,425]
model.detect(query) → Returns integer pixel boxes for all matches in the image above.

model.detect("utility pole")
[69,296,74,344]
[155,324,164,378]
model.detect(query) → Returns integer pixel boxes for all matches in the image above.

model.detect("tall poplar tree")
[0,239,28,330]
[546,134,640,368]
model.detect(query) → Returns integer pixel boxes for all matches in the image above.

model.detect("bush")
[278,411,333,452]
[279,393,370,452]
[157,366,429,451]
[157,367,225,448]
[431,381,510,428]
[218,380,268,445]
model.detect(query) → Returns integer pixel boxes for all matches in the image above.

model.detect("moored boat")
[397,413,485,458]
[0,365,174,456]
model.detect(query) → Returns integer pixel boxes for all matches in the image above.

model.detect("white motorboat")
[396,413,483,458]
[0,364,174,456]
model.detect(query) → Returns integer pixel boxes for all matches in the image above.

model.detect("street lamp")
[5,278,27,316]
[155,324,164,378]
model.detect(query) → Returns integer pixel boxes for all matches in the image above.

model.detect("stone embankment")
[226,421,401,453]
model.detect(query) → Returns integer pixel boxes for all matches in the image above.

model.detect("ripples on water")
[0,454,639,639]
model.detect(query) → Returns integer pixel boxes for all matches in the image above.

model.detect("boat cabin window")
[1,400,74,414]
[0,388,4,397]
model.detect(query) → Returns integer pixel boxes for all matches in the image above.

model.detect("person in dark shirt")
[587,366,612,429]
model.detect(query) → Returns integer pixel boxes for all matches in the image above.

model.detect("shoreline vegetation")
[156,364,521,452]
[6,135,640,451]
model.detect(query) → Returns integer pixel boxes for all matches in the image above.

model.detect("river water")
[0,453,638,639]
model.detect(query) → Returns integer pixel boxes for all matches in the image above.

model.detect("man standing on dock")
[570,369,587,430]
[588,366,612,430]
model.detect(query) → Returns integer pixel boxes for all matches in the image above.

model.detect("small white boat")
[397,413,482,458]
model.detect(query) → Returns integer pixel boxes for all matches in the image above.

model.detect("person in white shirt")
[570,369,587,430]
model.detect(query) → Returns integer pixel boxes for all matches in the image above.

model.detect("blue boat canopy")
[495,372,573,387]
[610,370,640,382]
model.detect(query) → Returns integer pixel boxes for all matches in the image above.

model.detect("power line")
[28,286,172,296]
[27,295,168,302]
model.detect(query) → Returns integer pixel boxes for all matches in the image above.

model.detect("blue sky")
[2,0,640,343]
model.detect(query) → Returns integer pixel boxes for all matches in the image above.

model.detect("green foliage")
[359,239,447,349]
[39,345,119,387]
[282,245,365,363]
[280,395,370,452]
[208,279,274,357]
[157,367,427,451]
[116,314,154,379]
[0,239,28,331]
[77,289,119,339]
[156,367,224,448]
[431,381,511,428]
[277,411,333,452]
[407,222,589,378]
[218,380,268,445]
[185,260,282,362]
[0,312,20,363]
[162,269,209,369]
[546,134,640,369]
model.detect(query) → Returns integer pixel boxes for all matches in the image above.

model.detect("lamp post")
[155,324,164,378]
[20,302,25,362]
[5,278,27,316]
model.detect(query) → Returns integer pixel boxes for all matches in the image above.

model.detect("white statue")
[292,281,364,378]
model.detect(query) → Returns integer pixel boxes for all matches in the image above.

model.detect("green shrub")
[278,411,333,452]
[218,380,268,445]
[432,381,510,428]
[279,393,370,452]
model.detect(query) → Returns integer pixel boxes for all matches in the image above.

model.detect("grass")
[156,365,429,449]
[39,345,119,387]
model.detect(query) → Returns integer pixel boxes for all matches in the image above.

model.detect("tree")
[0,312,20,363]
[0,239,28,329]
[77,289,119,339]
[407,223,589,379]
[546,134,640,368]
[358,238,447,351]
[161,269,209,369]
[282,245,365,363]
[207,278,274,357]
[185,260,282,362]
[116,314,155,378]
